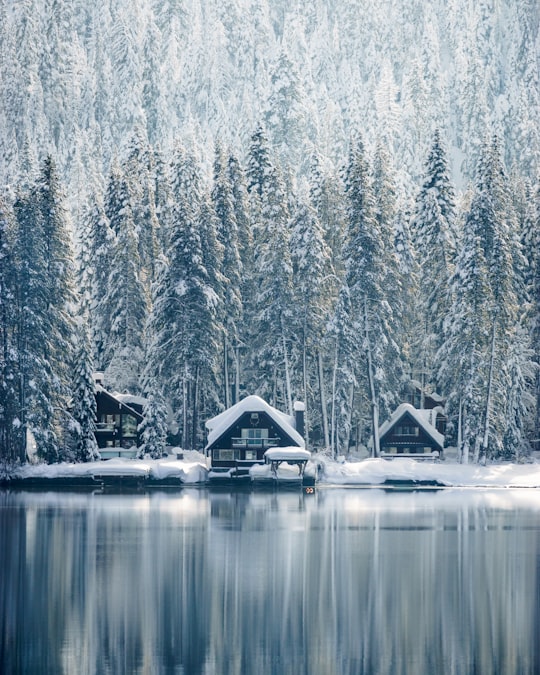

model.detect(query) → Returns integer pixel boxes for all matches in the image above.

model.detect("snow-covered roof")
[264,447,311,462]
[379,403,444,449]
[95,384,145,418]
[205,395,304,449]
[114,392,147,408]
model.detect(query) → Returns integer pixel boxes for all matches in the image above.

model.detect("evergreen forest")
[0,0,539,464]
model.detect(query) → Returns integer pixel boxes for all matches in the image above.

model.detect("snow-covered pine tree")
[227,152,254,393]
[393,206,420,384]
[137,381,168,459]
[103,167,148,393]
[123,129,160,290]
[412,130,457,394]
[86,192,116,370]
[0,197,24,463]
[289,198,335,449]
[528,182,540,451]
[474,136,527,461]
[309,153,347,279]
[145,148,220,450]
[264,48,315,175]
[327,284,358,458]
[14,157,77,462]
[212,143,242,408]
[194,190,224,435]
[343,136,402,456]
[71,320,99,462]
[438,193,491,464]
[251,160,294,413]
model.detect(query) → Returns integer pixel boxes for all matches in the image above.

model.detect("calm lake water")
[1,487,540,675]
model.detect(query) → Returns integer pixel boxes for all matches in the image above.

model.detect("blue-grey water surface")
[1,487,540,675]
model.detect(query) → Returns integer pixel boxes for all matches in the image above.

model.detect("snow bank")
[318,456,540,488]
[6,453,540,489]
[10,452,209,484]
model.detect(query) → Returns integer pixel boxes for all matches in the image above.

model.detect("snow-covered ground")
[9,450,208,484]
[5,452,540,488]
[318,456,540,488]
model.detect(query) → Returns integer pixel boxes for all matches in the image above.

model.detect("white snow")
[205,395,304,449]
[318,456,540,488]
[7,452,540,489]
[264,447,311,462]
[11,452,208,484]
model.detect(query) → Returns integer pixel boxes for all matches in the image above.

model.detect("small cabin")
[205,396,305,477]
[94,384,145,452]
[379,403,444,459]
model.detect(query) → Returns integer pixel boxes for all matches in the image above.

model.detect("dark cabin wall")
[380,412,441,453]
[208,411,299,451]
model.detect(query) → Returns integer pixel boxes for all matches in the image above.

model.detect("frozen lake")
[1,487,540,674]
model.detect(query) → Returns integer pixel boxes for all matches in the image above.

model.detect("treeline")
[0,127,539,464]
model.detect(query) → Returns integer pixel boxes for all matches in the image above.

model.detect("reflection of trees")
[1,490,539,674]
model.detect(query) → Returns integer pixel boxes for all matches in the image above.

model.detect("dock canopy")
[264,448,312,462]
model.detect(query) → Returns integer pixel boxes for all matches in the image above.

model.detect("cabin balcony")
[231,437,280,449]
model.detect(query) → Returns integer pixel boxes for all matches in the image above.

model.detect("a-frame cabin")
[379,403,444,459]
[205,396,305,478]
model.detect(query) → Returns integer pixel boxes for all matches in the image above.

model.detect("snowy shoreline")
[3,453,540,489]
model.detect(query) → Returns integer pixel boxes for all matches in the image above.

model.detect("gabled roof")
[379,403,444,450]
[205,395,304,450]
[95,384,145,420]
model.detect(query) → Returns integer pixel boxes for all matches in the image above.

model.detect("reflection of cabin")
[94,384,145,451]
[379,404,444,459]
[205,396,305,477]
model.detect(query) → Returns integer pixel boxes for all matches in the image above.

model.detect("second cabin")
[205,396,305,478]
[379,403,445,459]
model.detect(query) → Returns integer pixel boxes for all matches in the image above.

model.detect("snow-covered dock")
[3,454,540,490]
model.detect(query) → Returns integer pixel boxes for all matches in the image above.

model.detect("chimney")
[93,372,104,387]
[293,401,305,439]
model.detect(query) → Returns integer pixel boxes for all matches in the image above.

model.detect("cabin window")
[245,450,257,460]
[121,414,138,437]
[215,449,238,461]
[395,425,419,436]
[241,428,268,445]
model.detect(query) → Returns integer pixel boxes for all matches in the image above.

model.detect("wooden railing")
[231,438,280,448]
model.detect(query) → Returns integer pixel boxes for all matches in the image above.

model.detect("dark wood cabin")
[95,386,144,450]
[205,396,305,475]
[379,403,444,458]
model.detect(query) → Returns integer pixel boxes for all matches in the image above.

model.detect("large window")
[214,449,239,461]
[121,414,138,437]
[395,425,419,437]
[241,428,269,445]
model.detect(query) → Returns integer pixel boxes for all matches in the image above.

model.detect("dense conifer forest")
[0,0,538,464]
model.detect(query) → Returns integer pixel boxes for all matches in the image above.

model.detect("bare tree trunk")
[302,335,309,450]
[182,363,188,450]
[282,330,293,416]
[331,342,338,459]
[235,343,241,404]
[480,320,497,464]
[223,335,230,409]
[318,350,330,449]
[365,298,380,458]
[345,383,355,457]
[457,397,463,463]
[192,365,199,451]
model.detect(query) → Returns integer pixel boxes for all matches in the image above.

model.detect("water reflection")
[1,488,540,675]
